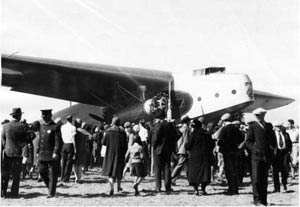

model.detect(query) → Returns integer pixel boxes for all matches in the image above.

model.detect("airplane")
[1,54,295,126]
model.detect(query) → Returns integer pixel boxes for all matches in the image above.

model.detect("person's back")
[129,142,143,163]
[2,120,28,157]
[218,124,243,153]
[153,120,177,156]
[104,126,127,155]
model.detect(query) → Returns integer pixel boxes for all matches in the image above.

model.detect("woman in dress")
[101,116,127,195]
[185,119,215,195]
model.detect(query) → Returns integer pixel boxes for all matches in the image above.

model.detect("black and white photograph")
[1,0,299,206]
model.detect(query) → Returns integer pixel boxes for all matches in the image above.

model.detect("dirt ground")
[1,167,298,206]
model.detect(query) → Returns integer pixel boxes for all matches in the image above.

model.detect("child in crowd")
[125,125,146,196]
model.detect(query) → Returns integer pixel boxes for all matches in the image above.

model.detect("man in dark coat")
[185,119,215,195]
[73,118,89,183]
[101,116,127,196]
[151,111,179,193]
[217,113,244,195]
[1,108,34,198]
[37,109,63,198]
[271,123,292,193]
[246,108,277,206]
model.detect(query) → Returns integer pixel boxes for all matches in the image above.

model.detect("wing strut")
[89,91,119,111]
[117,82,143,103]
[167,81,173,121]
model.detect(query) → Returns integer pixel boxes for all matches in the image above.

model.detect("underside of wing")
[1,54,173,114]
[244,90,295,112]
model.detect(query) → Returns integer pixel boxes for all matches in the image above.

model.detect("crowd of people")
[1,107,299,206]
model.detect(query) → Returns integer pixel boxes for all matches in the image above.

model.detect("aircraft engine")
[144,92,169,115]
[116,92,170,122]
[116,91,192,123]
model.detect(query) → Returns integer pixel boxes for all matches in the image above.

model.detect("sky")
[1,0,299,124]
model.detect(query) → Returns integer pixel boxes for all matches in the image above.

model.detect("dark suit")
[246,122,276,206]
[151,120,178,192]
[218,124,244,194]
[37,120,63,197]
[1,120,32,197]
[272,130,292,191]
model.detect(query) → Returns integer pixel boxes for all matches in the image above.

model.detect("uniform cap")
[41,109,52,117]
[10,108,23,116]
[221,113,232,121]
[252,108,267,115]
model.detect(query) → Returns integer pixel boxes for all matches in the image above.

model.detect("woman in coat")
[185,119,215,195]
[101,116,127,195]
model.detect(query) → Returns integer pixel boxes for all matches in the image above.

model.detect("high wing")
[244,90,295,112]
[1,54,173,113]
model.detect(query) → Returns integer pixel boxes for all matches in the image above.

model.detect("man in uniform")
[37,109,63,198]
[1,108,33,198]
[246,108,277,206]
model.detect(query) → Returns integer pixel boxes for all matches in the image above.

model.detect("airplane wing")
[1,54,173,113]
[244,90,295,112]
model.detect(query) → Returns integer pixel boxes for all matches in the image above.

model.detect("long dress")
[101,126,127,179]
[185,128,215,185]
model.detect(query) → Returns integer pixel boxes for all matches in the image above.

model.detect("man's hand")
[52,153,59,161]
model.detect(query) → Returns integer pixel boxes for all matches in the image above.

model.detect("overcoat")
[185,128,215,185]
[101,126,127,179]
[37,120,63,161]
[1,120,31,157]
[151,120,179,157]
[74,128,89,165]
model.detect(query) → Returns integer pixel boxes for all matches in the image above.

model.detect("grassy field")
[1,167,299,206]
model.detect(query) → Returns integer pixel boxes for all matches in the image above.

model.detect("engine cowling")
[116,91,193,123]
[144,92,169,115]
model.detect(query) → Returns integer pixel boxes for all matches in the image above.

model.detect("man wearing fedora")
[37,109,63,198]
[1,108,34,198]
[246,108,277,206]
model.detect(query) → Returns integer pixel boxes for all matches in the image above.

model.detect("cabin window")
[232,89,237,94]
[215,93,219,98]
[197,97,201,101]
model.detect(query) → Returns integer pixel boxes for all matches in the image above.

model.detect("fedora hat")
[10,108,23,116]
